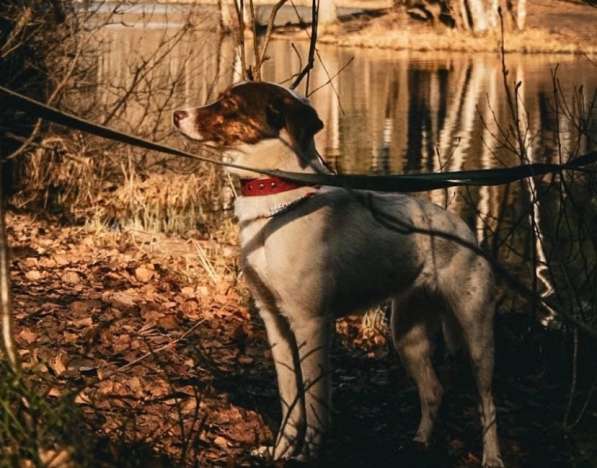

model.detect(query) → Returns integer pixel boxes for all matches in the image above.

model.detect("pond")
[93,4,597,174]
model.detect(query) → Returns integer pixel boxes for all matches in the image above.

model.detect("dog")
[173,81,504,468]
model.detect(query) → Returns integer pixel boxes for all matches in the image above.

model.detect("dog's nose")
[173,110,188,126]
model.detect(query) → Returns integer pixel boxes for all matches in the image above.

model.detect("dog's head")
[173,81,324,178]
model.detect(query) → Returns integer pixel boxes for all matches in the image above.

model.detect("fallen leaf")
[98,380,115,395]
[49,353,68,376]
[69,301,98,314]
[181,300,200,319]
[23,257,38,268]
[25,270,42,281]
[158,315,178,330]
[213,436,228,448]
[18,329,38,344]
[54,254,70,266]
[62,271,80,285]
[113,334,131,353]
[127,376,143,396]
[63,332,78,344]
[40,448,75,468]
[39,257,57,268]
[74,391,91,405]
[135,266,154,283]
[47,387,62,398]
[72,317,93,328]
[181,286,195,298]
[105,291,137,309]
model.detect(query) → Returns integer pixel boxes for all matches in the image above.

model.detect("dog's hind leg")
[259,307,306,460]
[445,258,504,468]
[391,291,443,446]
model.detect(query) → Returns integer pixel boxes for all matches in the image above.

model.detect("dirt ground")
[8,212,597,467]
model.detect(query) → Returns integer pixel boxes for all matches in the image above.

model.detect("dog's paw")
[482,455,505,468]
[411,436,430,449]
[251,444,304,463]
[250,445,273,459]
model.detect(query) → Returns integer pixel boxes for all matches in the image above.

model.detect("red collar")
[240,177,304,197]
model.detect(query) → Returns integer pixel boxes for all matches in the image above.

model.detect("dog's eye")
[221,99,239,115]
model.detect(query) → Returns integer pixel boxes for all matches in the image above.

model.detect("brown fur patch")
[182,82,322,147]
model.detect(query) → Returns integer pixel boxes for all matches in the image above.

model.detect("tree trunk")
[408,0,522,32]
[319,1,338,24]
[218,0,238,32]
[486,0,499,29]
[515,0,526,30]
[0,169,19,372]
[465,0,489,32]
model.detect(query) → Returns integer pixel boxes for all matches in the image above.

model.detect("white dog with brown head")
[173,81,504,467]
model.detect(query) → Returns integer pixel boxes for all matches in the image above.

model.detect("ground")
[7,213,597,467]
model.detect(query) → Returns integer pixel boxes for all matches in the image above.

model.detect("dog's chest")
[238,221,283,308]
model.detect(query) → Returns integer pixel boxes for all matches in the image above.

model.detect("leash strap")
[1,84,596,193]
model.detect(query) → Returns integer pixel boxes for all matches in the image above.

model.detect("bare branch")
[0,7,33,59]
[290,0,319,91]
[307,57,354,97]
[254,0,289,80]
[233,0,249,80]
[248,0,261,80]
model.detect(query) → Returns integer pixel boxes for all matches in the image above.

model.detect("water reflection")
[96,20,597,175]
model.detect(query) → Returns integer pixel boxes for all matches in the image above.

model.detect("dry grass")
[111,171,216,234]
[316,22,597,55]
[10,136,231,235]
[10,137,103,213]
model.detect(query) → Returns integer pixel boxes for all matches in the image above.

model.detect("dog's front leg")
[259,308,306,460]
[288,314,333,461]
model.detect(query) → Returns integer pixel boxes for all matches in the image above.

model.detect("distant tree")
[400,0,526,32]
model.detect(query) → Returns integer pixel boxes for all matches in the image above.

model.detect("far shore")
[271,2,597,56]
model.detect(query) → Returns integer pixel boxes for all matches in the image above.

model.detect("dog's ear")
[267,97,323,149]
[287,102,324,148]
[266,100,285,131]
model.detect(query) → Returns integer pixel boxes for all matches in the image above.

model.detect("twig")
[286,0,344,113]
[290,0,319,91]
[307,57,354,97]
[248,0,261,80]
[7,32,87,161]
[255,0,289,80]
[0,7,33,59]
[233,0,249,80]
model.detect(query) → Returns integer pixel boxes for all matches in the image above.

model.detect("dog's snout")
[173,110,188,126]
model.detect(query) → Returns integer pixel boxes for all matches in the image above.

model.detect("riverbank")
[276,0,597,55]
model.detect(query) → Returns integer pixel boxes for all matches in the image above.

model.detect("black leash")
[1,84,596,192]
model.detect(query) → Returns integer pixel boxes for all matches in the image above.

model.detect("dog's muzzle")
[172,110,188,127]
